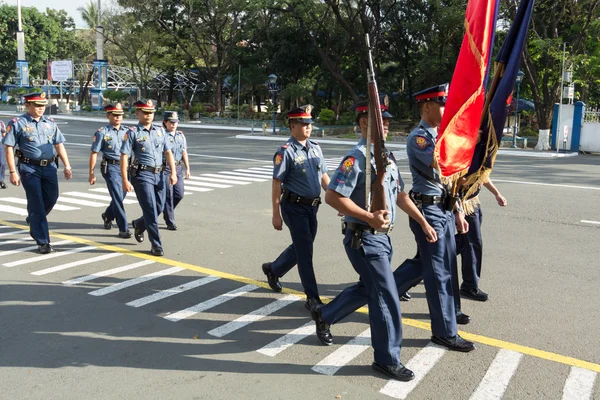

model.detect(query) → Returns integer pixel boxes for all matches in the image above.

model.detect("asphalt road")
[0,116,599,400]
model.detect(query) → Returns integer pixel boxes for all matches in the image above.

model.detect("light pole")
[267,74,277,135]
[512,69,525,148]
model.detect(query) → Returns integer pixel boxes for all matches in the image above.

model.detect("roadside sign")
[49,60,73,82]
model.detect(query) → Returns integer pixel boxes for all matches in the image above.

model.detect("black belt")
[102,159,120,165]
[163,161,183,168]
[18,155,56,167]
[343,221,393,235]
[137,164,163,173]
[409,191,445,205]
[175,160,183,166]
[282,189,321,206]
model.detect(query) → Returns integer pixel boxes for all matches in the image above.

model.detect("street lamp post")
[512,70,525,148]
[267,74,277,135]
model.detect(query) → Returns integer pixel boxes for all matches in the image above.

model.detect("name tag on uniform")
[294,155,306,165]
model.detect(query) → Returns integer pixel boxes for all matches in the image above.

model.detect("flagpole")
[557,42,566,154]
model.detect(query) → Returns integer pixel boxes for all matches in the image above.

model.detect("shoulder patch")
[340,156,356,173]
[274,153,283,166]
[123,132,129,141]
[415,136,429,149]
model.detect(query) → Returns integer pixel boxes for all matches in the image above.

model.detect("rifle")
[365,34,389,213]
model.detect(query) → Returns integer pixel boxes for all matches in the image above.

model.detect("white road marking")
[493,179,600,191]
[246,167,274,172]
[234,169,272,176]
[0,225,10,229]
[62,191,138,204]
[0,197,79,211]
[126,276,221,308]
[181,186,213,192]
[89,188,138,199]
[212,172,269,181]
[32,252,123,276]
[88,266,184,296]
[0,240,71,258]
[63,260,155,285]
[469,349,523,400]
[0,238,33,246]
[0,229,28,237]
[207,294,299,338]
[312,329,371,376]
[257,321,315,357]
[57,196,109,207]
[188,176,251,185]
[184,180,232,189]
[581,220,600,225]
[3,245,96,267]
[164,284,258,322]
[380,344,447,399]
[562,367,597,400]
[186,153,269,163]
[0,204,28,216]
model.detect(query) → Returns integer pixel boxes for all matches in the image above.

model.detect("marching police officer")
[311,99,437,381]
[120,100,176,256]
[456,178,507,301]
[391,84,475,351]
[261,105,330,310]
[88,103,131,238]
[162,111,190,230]
[2,92,73,253]
[0,120,6,189]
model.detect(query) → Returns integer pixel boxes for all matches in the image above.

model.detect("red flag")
[435,0,499,179]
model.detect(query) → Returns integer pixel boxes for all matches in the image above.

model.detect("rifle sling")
[410,163,447,193]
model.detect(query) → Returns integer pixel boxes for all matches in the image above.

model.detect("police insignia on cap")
[382,94,389,107]
[116,103,122,110]
[146,100,152,106]
[41,92,46,99]
[172,112,178,119]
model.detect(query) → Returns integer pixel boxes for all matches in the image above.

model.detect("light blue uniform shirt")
[90,125,128,161]
[272,136,328,199]
[165,130,187,162]
[328,137,404,226]
[2,114,65,159]
[120,124,173,166]
[406,119,444,196]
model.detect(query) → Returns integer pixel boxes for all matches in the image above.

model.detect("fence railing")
[584,108,600,123]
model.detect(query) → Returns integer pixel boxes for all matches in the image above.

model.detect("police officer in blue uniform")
[391,84,475,351]
[120,100,176,256]
[456,179,506,301]
[261,105,330,310]
[311,99,438,382]
[0,120,7,189]
[88,103,131,238]
[2,92,73,254]
[162,111,190,230]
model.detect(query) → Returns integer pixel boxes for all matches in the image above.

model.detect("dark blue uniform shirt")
[406,119,443,196]
[90,125,128,161]
[120,124,173,166]
[2,114,65,159]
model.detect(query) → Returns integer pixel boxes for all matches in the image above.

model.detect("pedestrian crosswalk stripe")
[126,275,221,308]
[0,225,10,229]
[89,187,138,199]
[214,171,269,181]
[188,176,251,185]
[257,321,315,357]
[89,266,185,296]
[184,180,232,189]
[200,173,265,182]
[380,344,446,399]
[0,229,28,237]
[3,245,96,267]
[246,167,273,172]
[0,240,72,259]
[32,252,123,276]
[0,204,28,216]
[0,197,80,211]
[312,328,372,376]
[181,186,213,192]
[562,367,597,400]
[62,191,138,205]
[207,294,299,338]
[57,196,108,207]
[234,168,272,176]
[0,238,33,247]
[469,349,523,400]
[62,259,155,285]
[165,284,258,322]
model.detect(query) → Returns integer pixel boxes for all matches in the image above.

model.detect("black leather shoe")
[431,334,476,352]
[461,287,489,302]
[456,311,471,325]
[118,231,132,239]
[101,213,112,230]
[132,220,144,243]
[38,244,53,254]
[372,362,415,382]
[166,224,177,231]
[400,292,411,301]
[311,304,333,346]
[262,262,282,292]
[0,181,6,189]
[151,246,164,256]
[305,297,323,311]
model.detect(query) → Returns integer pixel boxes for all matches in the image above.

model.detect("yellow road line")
[2,218,599,373]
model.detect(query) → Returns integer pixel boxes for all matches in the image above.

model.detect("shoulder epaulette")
[309,139,318,145]
[281,143,289,149]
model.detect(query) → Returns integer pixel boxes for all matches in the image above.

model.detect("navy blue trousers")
[163,165,184,227]
[321,231,403,366]
[455,206,483,290]
[270,201,320,299]
[19,163,58,245]
[132,170,166,249]
[102,163,128,232]
[0,144,6,180]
